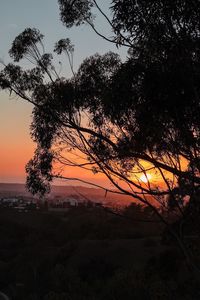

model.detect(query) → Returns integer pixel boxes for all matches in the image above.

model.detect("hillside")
[0,183,135,206]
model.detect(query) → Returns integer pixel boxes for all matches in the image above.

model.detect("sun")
[139,173,152,183]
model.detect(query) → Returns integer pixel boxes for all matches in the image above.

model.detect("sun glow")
[139,173,152,183]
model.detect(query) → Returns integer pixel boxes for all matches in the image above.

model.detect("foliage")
[1,0,200,272]
[58,0,94,28]
[0,208,197,300]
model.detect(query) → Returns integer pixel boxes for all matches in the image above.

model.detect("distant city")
[0,183,135,212]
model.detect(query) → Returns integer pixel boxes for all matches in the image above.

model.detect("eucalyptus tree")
[1,0,200,271]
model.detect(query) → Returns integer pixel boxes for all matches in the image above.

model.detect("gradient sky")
[0,0,126,184]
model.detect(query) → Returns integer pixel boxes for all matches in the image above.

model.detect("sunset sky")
[0,0,126,184]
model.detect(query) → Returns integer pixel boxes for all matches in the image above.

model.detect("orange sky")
[0,90,187,192]
[0,92,110,186]
[0,93,34,183]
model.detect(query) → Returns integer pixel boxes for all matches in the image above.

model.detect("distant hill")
[0,183,31,197]
[0,183,135,206]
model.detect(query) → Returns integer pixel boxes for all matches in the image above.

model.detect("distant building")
[65,198,78,207]
[0,198,19,207]
[1,198,19,203]
[48,197,79,212]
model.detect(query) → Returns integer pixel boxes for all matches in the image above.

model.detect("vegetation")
[1,0,200,284]
[0,205,198,300]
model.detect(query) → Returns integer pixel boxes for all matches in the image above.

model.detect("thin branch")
[92,0,133,47]
[86,20,130,48]
[53,174,123,195]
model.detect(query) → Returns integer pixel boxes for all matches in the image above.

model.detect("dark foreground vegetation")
[1,0,200,282]
[1,1,200,297]
[0,204,199,300]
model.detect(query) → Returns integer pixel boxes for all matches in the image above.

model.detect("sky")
[0,0,126,184]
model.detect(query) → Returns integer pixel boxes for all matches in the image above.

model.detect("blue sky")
[0,0,126,70]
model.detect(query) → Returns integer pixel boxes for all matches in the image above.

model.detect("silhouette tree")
[1,0,200,272]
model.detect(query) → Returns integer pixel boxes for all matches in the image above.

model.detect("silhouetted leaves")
[26,148,53,196]
[1,1,200,209]
[54,38,74,55]
[58,0,94,27]
[9,28,44,62]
